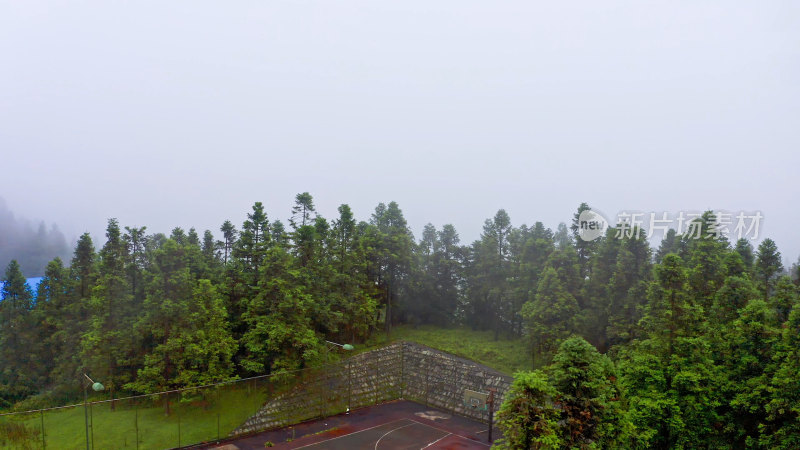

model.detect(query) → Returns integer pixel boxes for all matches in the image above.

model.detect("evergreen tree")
[290,192,316,228]
[123,226,148,304]
[0,260,39,405]
[218,220,237,265]
[553,222,572,249]
[570,202,597,276]
[34,258,70,392]
[655,228,679,264]
[82,219,137,407]
[126,239,235,412]
[521,267,578,366]
[720,299,780,446]
[606,227,651,347]
[494,370,562,449]
[234,202,270,278]
[684,212,729,305]
[241,247,320,373]
[755,238,783,300]
[620,254,723,448]
[769,276,798,324]
[549,337,628,447]
[369,202,413,338]
[735,238,755,272]
[762,307,800,448]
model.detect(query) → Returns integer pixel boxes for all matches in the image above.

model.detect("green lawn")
[362,324,533,375]
[1,380,270,449]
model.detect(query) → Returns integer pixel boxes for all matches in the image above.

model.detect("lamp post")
[322,341,354,416]
[323,340,354,364]
[325,340,355,351]
[83,373,104,450]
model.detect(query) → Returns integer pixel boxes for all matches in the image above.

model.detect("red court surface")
[202,400,497,450]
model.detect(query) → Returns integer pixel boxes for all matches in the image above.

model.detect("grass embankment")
[362,324,532,375]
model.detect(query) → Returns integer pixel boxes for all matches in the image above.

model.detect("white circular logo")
[577,209,608,241]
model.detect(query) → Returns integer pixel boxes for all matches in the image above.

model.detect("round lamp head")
[92,382,105,392]
[342,344,354,351]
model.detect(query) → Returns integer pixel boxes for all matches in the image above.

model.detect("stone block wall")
[232,340,513,437]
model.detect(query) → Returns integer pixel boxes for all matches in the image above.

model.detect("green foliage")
[241,247,321,373]
[550,337,629,448]
[755,238,783,300]
[497,337,630,449]
[125,239,236,400]
[522,267,578,366]
[2,198,800,450]
[494,370,562,449]
[761,308,800,448]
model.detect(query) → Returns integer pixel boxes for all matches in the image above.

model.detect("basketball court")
[292,418,486,449]
[204,399,498,450]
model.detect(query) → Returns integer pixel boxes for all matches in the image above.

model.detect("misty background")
[1,0,799,276]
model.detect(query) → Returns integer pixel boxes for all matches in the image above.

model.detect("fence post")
[399,343,404,399]
[90,402,94,450]
[40,409,45,450]
[425,358,430,407]
[320,369,327,419]
[373,352,378,405]
[216,387,221,441]
[347,359,352,411]
[451,358,457,416]
[177,393,181,449]
[135,402,139,450]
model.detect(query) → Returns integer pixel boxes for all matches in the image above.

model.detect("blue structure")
[0,277,43,298]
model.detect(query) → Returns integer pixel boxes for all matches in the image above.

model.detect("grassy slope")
[4,325,526,448]
[362,324,532,375]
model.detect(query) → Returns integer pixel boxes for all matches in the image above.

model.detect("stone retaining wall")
[232,340,513,436]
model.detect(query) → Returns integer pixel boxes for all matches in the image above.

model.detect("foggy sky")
[1,1,799,264]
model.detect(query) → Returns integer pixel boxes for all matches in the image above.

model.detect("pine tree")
[126,240,235,413]
[620,254,723,448]
[570,202,598,276]
[218,220,237,265]
[655,228,679,264]
[369,202,413,338]
[290,192,316,228]
[241,247,320,373]
[494,370,562,449]
[521,267,578,366]
[0,260,39,405]
[762,308,800,448]
[769,276,798,324]
[735,238,755,272]
[606,227,652,347]
[34,258,70,391]
[550,337,628,447]
[82,219,137,407]
[755,238,783,300]
[720,299,780,446]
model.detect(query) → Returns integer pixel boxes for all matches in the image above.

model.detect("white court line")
[420,432,452,449]
[374,422,418,449]
[293,419,411,449]
[408,418,491,448]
